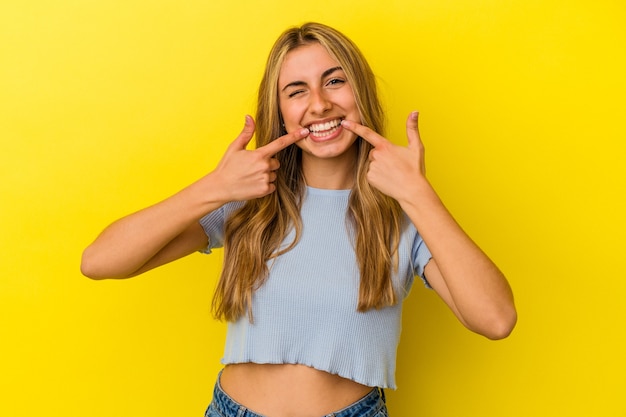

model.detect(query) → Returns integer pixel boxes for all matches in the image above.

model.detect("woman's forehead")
[278,43,340,85]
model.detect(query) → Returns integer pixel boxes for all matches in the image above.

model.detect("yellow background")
[1,0,624,416]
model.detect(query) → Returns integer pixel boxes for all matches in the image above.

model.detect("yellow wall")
[1,1,624,416]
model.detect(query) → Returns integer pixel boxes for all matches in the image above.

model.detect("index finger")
[258,127,309,156]
[340,120,387,147]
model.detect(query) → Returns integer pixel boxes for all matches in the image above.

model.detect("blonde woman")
[82,22,516,417]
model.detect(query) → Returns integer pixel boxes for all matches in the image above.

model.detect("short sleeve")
[411,231,433,288]
[198,206,224,254]
[197,201,246,254]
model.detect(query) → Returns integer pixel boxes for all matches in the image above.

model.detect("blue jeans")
[204,372,389,417]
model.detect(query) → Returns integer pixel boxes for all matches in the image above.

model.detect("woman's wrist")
[182,171,231,216]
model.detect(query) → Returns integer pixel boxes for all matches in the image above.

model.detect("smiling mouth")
[307,118,344,138]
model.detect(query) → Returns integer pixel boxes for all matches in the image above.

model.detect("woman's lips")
[306,118,343,142]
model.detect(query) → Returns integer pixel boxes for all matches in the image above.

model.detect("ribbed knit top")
[199,187,431,389]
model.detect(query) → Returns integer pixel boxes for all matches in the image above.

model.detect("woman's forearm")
[80,173,226,279]
[400,179,517,339]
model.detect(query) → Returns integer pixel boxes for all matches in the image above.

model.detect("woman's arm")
[341,114,516,339]
[81,116,309,279]
[80,177,224,279]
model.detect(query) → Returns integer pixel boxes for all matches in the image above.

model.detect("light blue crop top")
[199,187,432,389]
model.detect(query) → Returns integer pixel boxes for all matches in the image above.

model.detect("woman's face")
[278,42,361,162]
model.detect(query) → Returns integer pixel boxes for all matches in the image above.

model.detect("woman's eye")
[327,78,345,87]
[288,90,305,98]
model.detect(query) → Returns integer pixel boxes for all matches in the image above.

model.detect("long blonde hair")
[212,22,404,321]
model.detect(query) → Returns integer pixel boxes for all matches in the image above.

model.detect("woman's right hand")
[210,115,308,203]
[81,116,307,279]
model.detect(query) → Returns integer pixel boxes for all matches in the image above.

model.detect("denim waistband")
[208,371,386,417]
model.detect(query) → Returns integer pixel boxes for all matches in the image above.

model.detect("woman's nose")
[309,89,331,114]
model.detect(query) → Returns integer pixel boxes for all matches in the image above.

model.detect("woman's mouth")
[307,118,344,141]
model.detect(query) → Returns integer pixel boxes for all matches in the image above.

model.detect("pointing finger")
[340,119,386,148]
[259,127,309,157]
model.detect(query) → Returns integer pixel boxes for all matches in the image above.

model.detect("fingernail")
[341,119,351,128]
[244,115,251,124]
[411,111,419,120]
[299,128,309,136]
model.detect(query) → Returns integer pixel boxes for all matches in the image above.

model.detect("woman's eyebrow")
[281,66,343,92]
[322,66,343,79]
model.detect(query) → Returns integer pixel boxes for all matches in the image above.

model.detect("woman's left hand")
[341,111,426,203]
[346,112,517,340]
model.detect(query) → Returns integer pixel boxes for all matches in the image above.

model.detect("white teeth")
[309,119,341,133]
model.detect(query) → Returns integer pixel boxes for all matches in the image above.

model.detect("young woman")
[81,22,516,417]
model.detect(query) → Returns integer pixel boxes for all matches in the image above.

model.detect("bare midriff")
[219,363,373,417]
